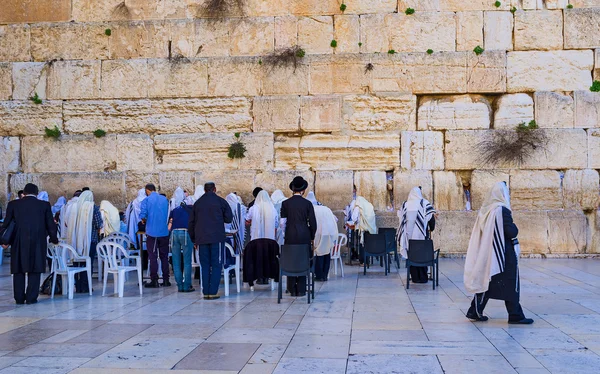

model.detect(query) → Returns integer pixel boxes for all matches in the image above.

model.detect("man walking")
[2,183,58,304]
[189,182,233,300]
[140,184,170,288]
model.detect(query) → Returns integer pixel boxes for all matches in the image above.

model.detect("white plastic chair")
[97,241,142,298]
[330,233,347,278]
[191,245,201,290]
[223,243,240,297]
[48,242,92,300]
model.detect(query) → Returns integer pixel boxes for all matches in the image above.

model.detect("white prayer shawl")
[37,191,49,201]
[356,196,377,243]
[100,200,120,236]
[226,193,246,253]
[52,196,66,216]
[464,182,511,295]
[306,192,321,206]
[313,205,339,256]
[75,191,95,256]
[247,190,278,241]
[397,187,436,258]
[169,187,185,212]
[125,189,146,242]
[64,197,80,246]
[271,190,287,246]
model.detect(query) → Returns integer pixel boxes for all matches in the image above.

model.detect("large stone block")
[298,16,334,54]
[393,170,433,210]
[0,64,12,100]
[22,135,119,173]
[520,129,588,170]
[507,51,594,92]
[208,58,262,97]
[334,15,359,54]
[563,169,600,211]
[195,170,258,205]
[47,60,101,100]
[194,19,230,57]
[355,171,389,211]
[72,0,188,22]
[484,11,513,51]
[564,8,600,49]
[574,91,600,129]
[0,174,8,211]
[417,95,491,130]
[11,62,47,101]
[0,25,30,62]
[30,23,109,61]
[548,211,587,254]
[300,95,341,132]
[444,130,492,170]
[298,133,400,170]
[470,170,510,210]
[147,59,208,98]
[0,137,20,173]
[342,0,397,14]
[273,136,310,170]
[0,101,63,136]
[274,16,297,49]
[433,171,467,211]
[457,11,484,52]
[116,134,154,172]
[154,132,274,171]
[510,170,562,209]
[289,0,339,15]
[315,170,354,211]
[359,14,388,53]
[401,131,444,170]
[494,93,534,129]
[588,210,600,254]
[399,0,510,11]
[467,51,507,93]
[589,129,600,168]
[108,21,170,59]
[343,93,416,132]
[512,211,549,255]
[262,63,309,96]
[534,91,574,128]
[229,18,274,56]
[253,170,315,198]
[253,96,300,133]
[309,55,369,95]
[514,10,563,51]
[386,12,456,53]
[0,0,71,23]
[430,211,478,254]
[569,0,600,7]
[101,59,148,99]
[545,0,569,9]
[158,171,195,198]
[165,21,195,59]
[125,172,158,203]
[595,49,600,81]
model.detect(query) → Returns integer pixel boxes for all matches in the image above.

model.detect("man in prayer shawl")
[464,182,533,325]
[306,192,322,206]
[271,190,287,246]
[125,189,146,243]
[245,190,279,242]
[100,200,120,236]
[37,191,49,202]
[397,187,436,283]
[309,193,338,281]
[170,187,185,213]
[226,193,246,255]
[248,187,263,209]
[345,197,377,265]
[52,196,66,216]
[61,192,80,244]
[75,190,103,292]
[185,185,205,206]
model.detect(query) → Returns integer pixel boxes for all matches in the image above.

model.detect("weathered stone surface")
[298,134,400,170]
[589,129,600,168]
[457,11,483,52]
[208,58,262,97]
[0,101,63,136]
[300,95,341,132]
[253,96,300,133]
[47,60,101,100]
[520,129,588,169]
[158,171,195,198]
[117,134,154,172]
[494,93,534,129]
[125,172,158,203]
[534,91,574,128]
[253,170,315,197]
[444,130,492,170]
[514,10,563,51]
[22,135,119,173]
[334,15,359,54]
[430,211,478,254]
[545,0,569,9]
[298,16,334,54]
[595,49,600,81]
[274,16,298,49]
[355,171,389,211]
[564,8,600,49]
[0,64,12,100]
[393,170,433,209]
[289,0,339,15]
[229,18,274,56]
[195,170,258,205]
[588,209,600,254]
[484,11,513,51]
[342,0,397,14]
[512,211,549,254]
[166,21,196,58]
[417,95,491,130]
[30,23,109,61]
[433,171,468,211]
[0,25,30,62]
[548,211,588,254]
[0,137,20,173]
[315,170,354,211]
[0,0,71,23]
[108,21,170,59]
[101,59,148,99]
[401,131,444,170]
[273,136,308,170]
[147,59,208,98]
[343,93,416,132]
[72,0,188,22]
[0,174,8,210]
[310,55,370,94]
[155,132,274,171]
[570,0,600,7]
[359,14,388,53]
[11,62,47,101]
[574,91,600,128]
[563,169,600,211]
[510,170,562,209]
[467,51,507,93]
[387,13,457,53]
[399,0,510,11]
[193,19,230,57]
[470,170,510,210]
[262,63,309,96]
[507,51,594,92]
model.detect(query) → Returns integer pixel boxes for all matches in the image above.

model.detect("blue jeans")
[199,243,222,296]
[171,230,193,291]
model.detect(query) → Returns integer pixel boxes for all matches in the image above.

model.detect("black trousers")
[13,272,41,304]
[314,254,331,280]
[287,276,307,295]
[467,292,526,322]
[410,267,428,283]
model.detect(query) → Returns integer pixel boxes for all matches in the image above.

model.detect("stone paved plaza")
[0,258,597,373]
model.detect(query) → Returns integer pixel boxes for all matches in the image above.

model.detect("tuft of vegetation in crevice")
[590,80,600,92]
[104,29,112,36]
[112,1,131,18]
[93,129,107,138]
[387,49,396,54]
[29,93,42,105]
[330,40,337,48]
[44,126,61,139]
[198,0,245,19]
[261,46,306,72]
[510,6,517,13]
[340,3,347,11]
[227,133,247,160]
[364,63,374,73]
[426,49,434,54]
[405,8,415,15]
[567,4,574,9]
[494,1,501,8]
[473,45,484,55]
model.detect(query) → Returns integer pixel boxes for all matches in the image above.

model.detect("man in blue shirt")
[140,184,170,288]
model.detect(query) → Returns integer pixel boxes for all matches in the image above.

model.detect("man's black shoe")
[182,287,195,293]
[466,313,489,322]
[144,280,160,288]
[508,318,534,325]
[163,281,172,287]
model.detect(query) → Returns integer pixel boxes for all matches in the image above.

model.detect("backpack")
[40,274,62,295]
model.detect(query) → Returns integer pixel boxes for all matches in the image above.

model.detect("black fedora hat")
[289,176,309,192]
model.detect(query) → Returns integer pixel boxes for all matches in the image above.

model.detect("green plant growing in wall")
[93,129,107,138]
[473,45,484,55]
[44,126,61,139]
[567,4,574,8]
[477,122,547,166]
[510,6,517,13]
[590,80,600,92]
[364,63,374,73]
[29,93,42,105]
[494,1,501,7]
[228,133,247,160]
[388,49,396,54]
[262,46,306,72]
[330,40,337,48]
[358,42,362,47]
[405,8,415,15]
[426,49,434,54]
[104,28,112,36]
[340,3,347,11]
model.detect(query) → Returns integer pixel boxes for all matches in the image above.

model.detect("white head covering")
[75,190,96,256]
[271,190,286,213]
[464,182,511,294]
[125,189,147,242]
[52,196,67,215]
[306,191,320,206]
[185,185,204,205]
[249,190,278,241]
[170,187,185,212]
[356,196,377,235]
[63,196,79,244]
[100,200,120,236]
[37,191,49,202]
[313,205,339,256]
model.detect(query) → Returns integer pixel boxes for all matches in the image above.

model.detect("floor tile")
[273,358,347,374]
[284,334,349,359]
[174,343,260,371]
[347,354,443,374]
[438,354,517,374]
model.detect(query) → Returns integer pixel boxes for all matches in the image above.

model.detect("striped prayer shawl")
[397,199,436,258]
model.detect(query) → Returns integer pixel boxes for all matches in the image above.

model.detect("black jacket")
[3,196,58,274]
[188,192,233,245]
[487,207,520,301]
[281,195,317,245]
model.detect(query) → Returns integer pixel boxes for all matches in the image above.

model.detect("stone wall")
[1,0,599,255]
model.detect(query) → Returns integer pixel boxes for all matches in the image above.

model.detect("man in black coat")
[281,176,317,297]
[188,182,233,300]
[2,183,58,304]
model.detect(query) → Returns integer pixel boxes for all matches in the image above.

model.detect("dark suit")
[3,196,58,304]
[281,195,317,295]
